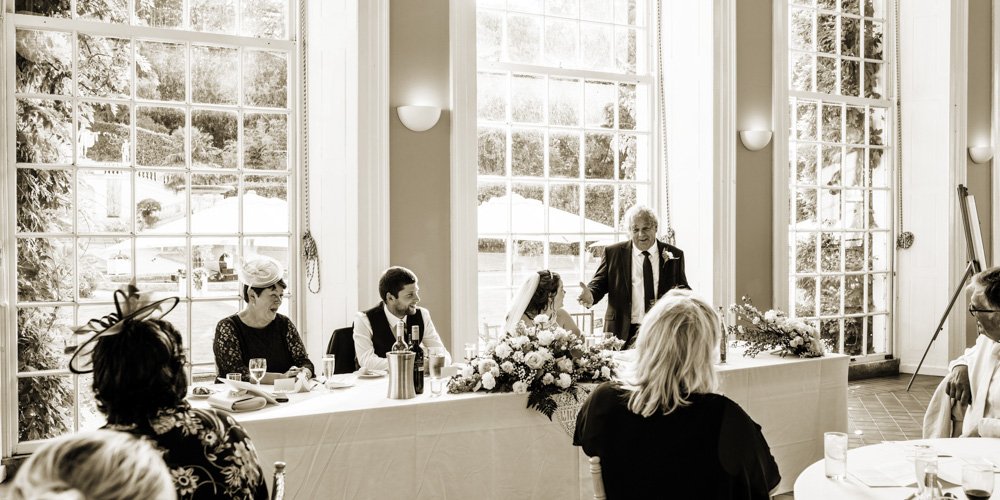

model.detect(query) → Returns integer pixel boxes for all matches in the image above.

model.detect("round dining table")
[794,438,1000,499]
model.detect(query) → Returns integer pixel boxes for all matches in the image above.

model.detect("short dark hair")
[379,267,417,302]
[241,278,287,303]
[975,267,1000,307]
[92,318,187,425]
[525,270,562,318]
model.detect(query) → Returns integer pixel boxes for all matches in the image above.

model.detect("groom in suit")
[578,205,689,346]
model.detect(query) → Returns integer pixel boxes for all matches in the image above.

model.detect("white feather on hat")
[238,255,285,289]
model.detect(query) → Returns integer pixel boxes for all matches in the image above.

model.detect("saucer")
[188,388,216,399]
[357,369,387,378]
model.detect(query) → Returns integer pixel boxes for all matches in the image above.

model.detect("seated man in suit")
[353,266,452,372]
[943,266,1000,437]
[577,205,690,347]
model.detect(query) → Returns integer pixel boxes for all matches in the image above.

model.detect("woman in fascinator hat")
[213,255,315,384]
[68,283,269,499]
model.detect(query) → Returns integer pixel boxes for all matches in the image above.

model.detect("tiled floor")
[773,373,943,499]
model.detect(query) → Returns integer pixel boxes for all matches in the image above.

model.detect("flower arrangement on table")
[726,297,825,358]
[448,315,625,418]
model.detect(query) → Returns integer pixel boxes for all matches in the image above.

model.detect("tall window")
[8,0,295,451]
[786,0,892,357]
[475,0,653,332]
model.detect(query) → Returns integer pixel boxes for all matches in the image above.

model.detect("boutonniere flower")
[662,249,676,261]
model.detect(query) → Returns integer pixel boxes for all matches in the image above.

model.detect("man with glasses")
[945,266,1000,436]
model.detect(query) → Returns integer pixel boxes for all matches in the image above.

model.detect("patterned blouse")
[214,313,315,380]
[105,402,268,499]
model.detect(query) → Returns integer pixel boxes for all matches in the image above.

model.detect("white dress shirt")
[630,244,660,324]
[352,304,452,371]
[949,334,1000,435]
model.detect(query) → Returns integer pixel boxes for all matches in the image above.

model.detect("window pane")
[478,127,507,176]
[16,168,73,233]
[243,175,289,233]
[549,184,580,230]
[507,14,542,64]
[790,53,815,93]
[511,74,545,123]
[478,72,507,121]
[790,9,814,50]
[549,78,581,126]
[844,232,864,272]
[135,236,187,295]
[478,10,504,62]
[841,60,860,97]
[78,102,130,166]
[192,46,238,105]
[821,103,842,143]
[17,238,74,302]
[795,233,817,273]
[841,17,859,56]
[190,0,237,34]
[78,169,132,233]
[191,109,238,168]
[584,185,614,227]
[821,232,842,272]
[191,174,239,232]
[17,99,73,164]
[136,0,183,28]
[820,276,842,315]
[78,0,127,23]
[844,316,863,355]
[584,132,613,179]
[241,0,287,39]
[137,171,186,234]
[16,0,70,17]
[137,106,186,168]
[191,301,238,366]
[580,23,613,71]
[545,19,578,67]
[244,51,288,108]
[137,41,187,102]
[580,0,613,22]
[795,188,817,225]
[585,81,615,128]
[192,237,240,296]
[795,100,818,140]
[16,29,72,95]
[816,56,837,94]
[511,129,544,177]
[19,375,73,442]
[795,277,817,317]
[549,241,582,288]
[77,34,131,98]
[546,0,579,17]
[549,131,580,178]
[18,306,73,371]
[512,240,544,285]
[796,144,818,184]
[243,113,288,170]
[844,274,863,314]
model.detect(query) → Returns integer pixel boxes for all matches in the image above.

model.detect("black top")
[105,402,268,500]
[364,303,423,358]
[574,382,780,500]
[213,313,315,379]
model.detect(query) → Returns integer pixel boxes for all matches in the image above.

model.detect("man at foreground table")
[353,266,452,372]
[944,266,1000,437]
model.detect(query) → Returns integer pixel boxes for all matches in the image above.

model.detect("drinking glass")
[429,377,444,397]
[322,355,336,380]
[913,447,938,495]
[428,347,446,378]
[226,372,242,382]
[248,358,267,386]
[823,432,848,480]
[962,462,994,500]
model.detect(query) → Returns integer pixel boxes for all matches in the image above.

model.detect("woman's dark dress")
[574,382,781,499]
[213,313,314,380]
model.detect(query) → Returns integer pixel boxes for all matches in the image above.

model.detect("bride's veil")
[505,273,540,335]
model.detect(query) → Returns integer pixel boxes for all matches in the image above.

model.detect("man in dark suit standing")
[578,205,690,346]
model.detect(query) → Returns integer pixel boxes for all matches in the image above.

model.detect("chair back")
[271,461,286,500]
[589,456,606,500]
[570,311,595,335]
[480,322,501,343]
[326,326,359,374]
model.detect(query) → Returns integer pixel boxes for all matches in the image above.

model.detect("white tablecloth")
[193,351,847,499]
[794,438,1000,498]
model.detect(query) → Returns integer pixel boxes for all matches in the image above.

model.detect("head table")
[794,437,1000,498]
[190,351,846,499]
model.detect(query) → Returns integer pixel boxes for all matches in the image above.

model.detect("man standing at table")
[577,205,690,347]
[945,266,1000,437]
[353,266,452,372]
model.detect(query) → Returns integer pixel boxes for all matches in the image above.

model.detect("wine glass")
[962,462,994,500]
[248,358,267,386]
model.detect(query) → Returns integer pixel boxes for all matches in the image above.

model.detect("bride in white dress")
[504,270,582,336]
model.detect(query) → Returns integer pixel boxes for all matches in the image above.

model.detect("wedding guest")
[214,255,315,383]
[577,204,689,346]
[354,266,452,371]
[68,284,269,499]
[9,429,175,500]
[505,270,582,336]
[943,266,1000,437]
[574,289,780,499]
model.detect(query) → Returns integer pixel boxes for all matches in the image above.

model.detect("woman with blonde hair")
[574,289,780,499]
[9,429,175,500]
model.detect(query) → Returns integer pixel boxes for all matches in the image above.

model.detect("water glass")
[226,372,242,382]
[429,377,444,397]
[322,355,336,380]
[913,447,937,494]
[248,358,267,386]
[464,342,477,361]
[962,462,994,500]
[428,348,446,378]
[823,432,848,480]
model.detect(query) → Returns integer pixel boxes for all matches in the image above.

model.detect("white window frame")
[772,0,897,362]
[1,2,300,456]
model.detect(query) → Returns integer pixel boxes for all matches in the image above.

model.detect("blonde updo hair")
[627,289,720,417]
[9,430,175,500]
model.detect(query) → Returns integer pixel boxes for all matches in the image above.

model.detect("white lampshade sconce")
[968,145,994,164]
[396,105,441,132]
[739,130,773,151]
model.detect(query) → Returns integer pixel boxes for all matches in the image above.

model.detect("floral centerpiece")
[726,297,824,358]
[448,315,624,418]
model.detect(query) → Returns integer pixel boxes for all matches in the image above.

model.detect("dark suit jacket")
[586,240,690,341]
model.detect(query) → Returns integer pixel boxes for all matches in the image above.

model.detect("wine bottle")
[391,321,407,352]
[410,325,424,394]
[271,461,286,500]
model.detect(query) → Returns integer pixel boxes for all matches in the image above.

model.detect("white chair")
[589,456,606,500]
[570,310,595,335]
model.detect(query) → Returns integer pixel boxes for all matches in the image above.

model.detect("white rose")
[477,359,497,375]
[737,325,745,334]
[554,330,567,341]
[538,347,553,360]
[764,310,778,322]
[537,331,555,346]
[556,373,572,388]
[557,358,574,373]
[512,381,528,394]
[542,373,555,385]
[481,372,496,390]
[501,361,515,374]
[600,366,611,379]
[513,351,525,362]
[751,316,760,325]
[461,365,474,378]
[524,351,546,370]
[534,314,550,325]
[791,336,803,347]
[495,342,513,359]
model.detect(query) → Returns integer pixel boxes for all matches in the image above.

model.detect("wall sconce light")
[739,130,773,151]
[396,105,441,132]
[968,145,994,164]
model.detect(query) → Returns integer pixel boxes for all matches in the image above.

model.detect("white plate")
[326,377,356,389]
[188,389,216,399]
[357,370,387,378]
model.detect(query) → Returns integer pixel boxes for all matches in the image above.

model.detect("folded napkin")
[207,392,267,412]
